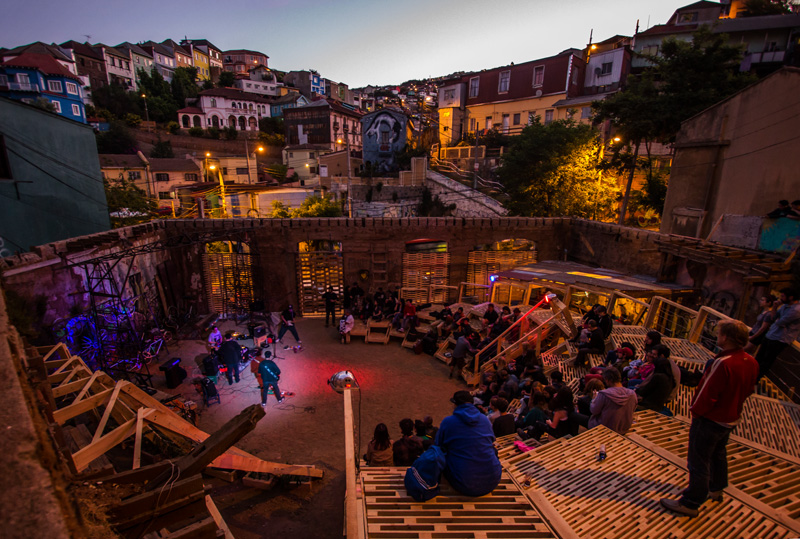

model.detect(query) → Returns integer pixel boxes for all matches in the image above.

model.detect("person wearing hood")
[589,367,638,434]
[435,390,502,497]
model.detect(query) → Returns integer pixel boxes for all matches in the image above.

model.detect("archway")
[228,115,236,127]
[211,115,220,128]
[192,115,201,128]
[238,116,246,130]
[248,117,257,130]
[181,115,190,128]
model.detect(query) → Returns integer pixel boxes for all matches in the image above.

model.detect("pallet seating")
[357,468,562,539]
[365,319,390,344]
[502,425,800,539]
[349,319,369,342]
[629,409,800,524]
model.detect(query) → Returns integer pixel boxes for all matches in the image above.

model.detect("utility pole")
[344,123,352,217]
[141,93,150,131]
[244,137,253,184]
[473,128,480,189]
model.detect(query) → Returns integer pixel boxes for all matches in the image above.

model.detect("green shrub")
[207,126,221,140]
[124,113,142,127]
[188,126,204,137]
[166,121,180,134]
[224,126,238,140]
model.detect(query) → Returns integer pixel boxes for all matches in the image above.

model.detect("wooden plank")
[132,407,146,470]
[52,387,114,425]
[344,389,358,539]
[92,382,126,443]
[72,409,155,472]
[203,495,233,539]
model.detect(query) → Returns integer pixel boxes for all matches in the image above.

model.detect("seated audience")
[435,391,502,496]
[574,320,605,367]
[491,398,517,437]
[365,423,394,466]
[589,367,638,434]
[339,308,355,344]
[392,418,424,466]
[577,378,605,416]
[636,357,676,413]
[524,386,576,441]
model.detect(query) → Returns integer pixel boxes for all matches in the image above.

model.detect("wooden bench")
[349,320,369,342]
[365,319,390,344]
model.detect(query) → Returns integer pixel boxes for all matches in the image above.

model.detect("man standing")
[755,287,800,380]
[435,390,502,497]
[589,367,638,434]
[218,332,242,385]
[258,350,284,406]
[660,320,758,517]
[449,333,476,379]
[278,304,302,347]
[322,286,338,328]
[207,325,222,353]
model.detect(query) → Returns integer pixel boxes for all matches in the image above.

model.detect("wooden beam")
[344,389,358,539]
[208,453,324,479]
[204,495,233,539]
[110,475,207,530]
[72,409,155,472]
[132,407,146,470]
[42,343,73,364]
[92,382,126,443]
[52,388,114,425]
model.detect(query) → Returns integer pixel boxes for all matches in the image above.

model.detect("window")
[469,77,479,98]
[236,167,248,175]
[677,12,698,23]
[185,173,198,181]
[128,171,141,180]
[72,104,81,116]
[48,80,63,93]
[109,57,115,67]
[158,191,172,200]
[469,118,476,131]
[51,101,61,113]
[533,66,545,87]
[289,152,294,158]
[544,110,554,124]
[66,82,78,94]
[498,70,510,93]
[600,62,613,75]
[155,173,169,182]
[222,167,228,175]
[641,45,659,57]
[581,106,592,119]
[17,73,30,85]
[0,74,7,87]
[443,89,455,101]
[210,98,216,107]
[485,116,492,130]
[513,113,521,125]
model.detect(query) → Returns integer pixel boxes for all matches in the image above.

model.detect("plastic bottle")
[597,444,607,462]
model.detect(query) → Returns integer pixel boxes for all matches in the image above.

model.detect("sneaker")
[659,498,699,517]
[298,340,302,344]
[261,402,266,407]
[398,328,405,332]
[277,397,286,403]
[283,345,290,350]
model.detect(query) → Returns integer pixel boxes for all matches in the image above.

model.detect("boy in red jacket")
[660,320,758,517]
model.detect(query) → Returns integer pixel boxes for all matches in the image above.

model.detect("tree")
[496,118,619,218]
[150,138,174,158]
[171,67,199,107]
[290,194,343,217]
[259,116,284,135]
[594,27,755,223]
[104,176,157,227]
[96,121,138,154]
[742,0,793,16]
[217,71,235,88]
[270,200,291,218]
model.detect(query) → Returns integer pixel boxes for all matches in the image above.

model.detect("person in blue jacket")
[435,390,502,496]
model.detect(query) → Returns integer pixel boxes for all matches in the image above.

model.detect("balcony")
[6,82,37,92]
[225,107,258,115]
[747,50,785,64]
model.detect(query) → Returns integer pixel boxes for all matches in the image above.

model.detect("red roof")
[1,52,79,80]
[177,106,204,114]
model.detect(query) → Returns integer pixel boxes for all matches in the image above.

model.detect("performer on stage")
[278,304,302,347]
[258,350,285,406]
[207,325,222,353]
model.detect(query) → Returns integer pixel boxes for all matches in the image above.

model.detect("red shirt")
[690,348,758,426]
[403,304,416,317]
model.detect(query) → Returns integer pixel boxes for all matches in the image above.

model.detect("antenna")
[83,34,92,42]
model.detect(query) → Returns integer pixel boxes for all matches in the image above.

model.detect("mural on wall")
[758,218,800,255]
[363,111,405,174]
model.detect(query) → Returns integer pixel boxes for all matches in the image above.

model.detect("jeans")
[679,416,732,509]
[325,305,336,326]
[261,381,282,404]
[225,362,240,384]
[278,323,300,343]
[575,347,601,367]
[754,338,788,380]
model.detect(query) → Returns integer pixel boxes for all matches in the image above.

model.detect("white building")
[234,66,283,96]
[178,87,271,131]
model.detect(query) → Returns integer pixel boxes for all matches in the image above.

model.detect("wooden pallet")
[366,319,391,344]
[434,336,457,363]
[610,325,652,337]
[358,468,562,539]
[630,410,800,524]
[502,425,799,539]
[350,320,369,341]
[610,333,713,363]
[666,385,800,459]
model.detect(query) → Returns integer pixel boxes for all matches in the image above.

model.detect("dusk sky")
[2,0,692,87]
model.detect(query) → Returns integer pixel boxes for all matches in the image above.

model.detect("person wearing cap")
[434,390,502,497]
[258,350,284,406]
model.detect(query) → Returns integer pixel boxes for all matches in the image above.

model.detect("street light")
[244,138,265,184]
[141,93,150,131]
[343,123,352,218]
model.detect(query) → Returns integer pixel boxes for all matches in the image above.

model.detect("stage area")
[157,316,463,539]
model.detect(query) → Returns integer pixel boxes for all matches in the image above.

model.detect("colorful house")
[161,39,193,70]
[283,98,363,151]
[181,40,210,81]
[178,87,271,130]
[0,53,86,123]
[360,108,413,173]
[266,92,308,117]
[140,41,175,82]
[223,49,269,74]
[116,42,154,87]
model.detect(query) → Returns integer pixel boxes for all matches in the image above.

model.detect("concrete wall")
[0,97,110,254]
[662,67,800,238]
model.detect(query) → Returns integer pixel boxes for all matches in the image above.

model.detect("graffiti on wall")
[363,111,404,173]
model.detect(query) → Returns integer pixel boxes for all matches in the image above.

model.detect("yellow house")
[181,40,210,81]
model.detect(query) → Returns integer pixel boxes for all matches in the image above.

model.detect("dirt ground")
[157,316,462,539]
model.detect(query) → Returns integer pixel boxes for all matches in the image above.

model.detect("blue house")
[0,53,86,123]
[269,93,308,117]
[360,108,413,173]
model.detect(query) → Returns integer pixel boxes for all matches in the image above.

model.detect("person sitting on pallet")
[373,287,387,311]
[482,303,499,329]
[573,320,605,368]
[596,305,613,339]
[339,308,355,344]
[393,299,417,333]
[588,367,637,434]
[436,391,502,497]
[393,418,424,466]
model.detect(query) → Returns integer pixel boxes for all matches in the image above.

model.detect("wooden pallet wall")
[295,252,343,316]
[402,252,450,304]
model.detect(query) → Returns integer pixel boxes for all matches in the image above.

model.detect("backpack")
[403,445,446,502]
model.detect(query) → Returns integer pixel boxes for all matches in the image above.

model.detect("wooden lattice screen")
[296,252,343,316]
[402,252,450,304]
[466,250,537,298]
[203,252,254,316]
